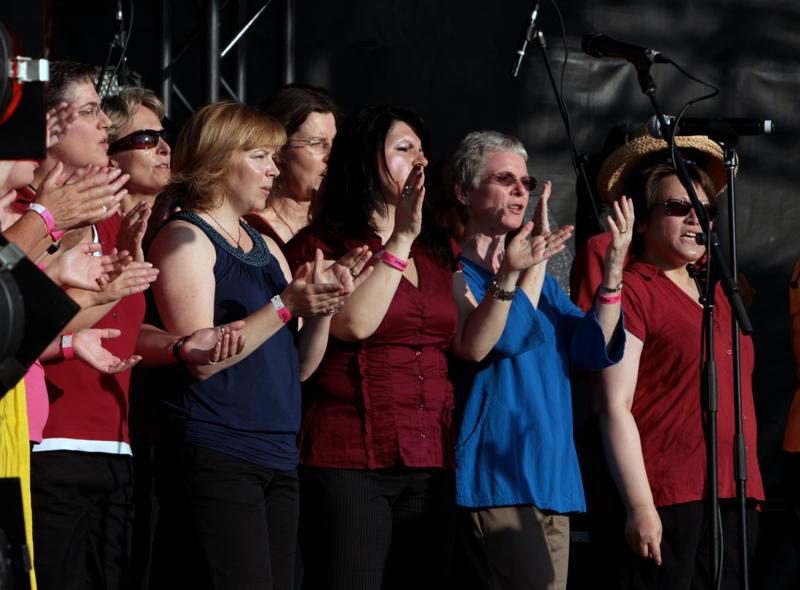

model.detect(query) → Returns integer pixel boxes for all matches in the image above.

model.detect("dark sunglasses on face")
[109,128,170,154]
[651,199,718,221]
[484,171,538,193]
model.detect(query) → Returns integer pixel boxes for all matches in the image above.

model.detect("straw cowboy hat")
[596,126,728,203]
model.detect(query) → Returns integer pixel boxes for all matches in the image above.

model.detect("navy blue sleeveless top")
[160,211,300,470]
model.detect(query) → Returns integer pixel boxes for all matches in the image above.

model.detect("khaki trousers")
[464,504,570,590]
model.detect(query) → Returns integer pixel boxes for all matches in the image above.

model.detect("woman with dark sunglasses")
[103,88,171,219]
[575,134,764,589]
[448,130,630,590]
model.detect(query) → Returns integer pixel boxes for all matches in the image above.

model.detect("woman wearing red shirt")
[285,106,458,590]
[594,135,764,589]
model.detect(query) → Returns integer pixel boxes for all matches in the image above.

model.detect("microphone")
[581,33,670,66]
[511,1,541,78]
[647,115,775,139]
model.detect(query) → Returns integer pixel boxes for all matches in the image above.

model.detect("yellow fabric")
[0,382,37,590]
[786,260,800,452]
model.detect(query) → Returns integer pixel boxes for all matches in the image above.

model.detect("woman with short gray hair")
[449,130,632,589]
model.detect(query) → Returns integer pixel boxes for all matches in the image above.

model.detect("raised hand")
[72,328,141,373]
[532,180,553,236]
[45,242,118,290]
[392,163,426,243]
[604,195,635,271]
[46,102,79,149]
[179,320,247,365]
[281,262,344,317]
[36,164,129,231]
[117,201,152,262]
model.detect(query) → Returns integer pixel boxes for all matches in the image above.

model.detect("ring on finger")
[350,269,358,279]
[401,186,413,199]
[207,358,217,365]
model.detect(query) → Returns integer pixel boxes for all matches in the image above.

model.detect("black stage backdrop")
[49,0,800,586]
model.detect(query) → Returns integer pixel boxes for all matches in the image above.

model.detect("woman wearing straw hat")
[586,130,765,589]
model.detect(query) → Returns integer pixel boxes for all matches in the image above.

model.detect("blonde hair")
[168,102,286,211]
[102,87,166,143]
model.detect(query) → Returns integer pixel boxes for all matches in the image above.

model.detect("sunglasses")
[484,171,538,193]
[651,199,718,221]
[109,128,169,154]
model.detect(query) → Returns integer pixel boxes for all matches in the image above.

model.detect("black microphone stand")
[719,138,751,590]
[515,20,605,232]
[634,64,753,590]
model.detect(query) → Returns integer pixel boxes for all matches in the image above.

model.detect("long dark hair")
[315,105,454,268]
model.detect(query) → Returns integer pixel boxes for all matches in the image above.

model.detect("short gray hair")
[452,130,528,189]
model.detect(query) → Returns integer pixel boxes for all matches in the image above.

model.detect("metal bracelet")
[490,280,516,302]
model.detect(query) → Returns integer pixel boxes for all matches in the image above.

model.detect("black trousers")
[150,443,299,590]
[30,451,134,590]
[589,500,759,590]
[298,466,454,590]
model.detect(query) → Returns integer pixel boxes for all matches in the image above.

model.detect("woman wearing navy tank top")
[147,102,368,590]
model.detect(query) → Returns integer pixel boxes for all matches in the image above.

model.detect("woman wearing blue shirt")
[450,131,632,590]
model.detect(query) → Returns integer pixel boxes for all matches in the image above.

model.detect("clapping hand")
[179,321,247,365]
[313,246,375,296]
[45,242,118,290]
[72,328,141,373]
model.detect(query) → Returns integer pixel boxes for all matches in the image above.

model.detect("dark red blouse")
[619,261,765,506]
[284,226,458,469]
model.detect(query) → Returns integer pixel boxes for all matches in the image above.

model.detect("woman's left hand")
[179,321,247,365]
[72,328,142,373]
[605,196,635,270]
[312,247,375,296]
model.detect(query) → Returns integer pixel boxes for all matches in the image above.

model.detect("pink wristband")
[376,250,408,272]
[61,333,75,360]
[27,203,65,241]
[598,292,622,305]
[271,294,293,323]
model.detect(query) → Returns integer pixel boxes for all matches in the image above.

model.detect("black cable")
[664,56,725,590]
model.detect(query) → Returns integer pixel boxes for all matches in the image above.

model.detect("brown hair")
[167,102,286,211]
[47,61,97,111]
[102,87,166,143]
[262,84,338,138]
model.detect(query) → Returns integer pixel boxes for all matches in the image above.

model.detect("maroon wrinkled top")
[284,225,458,469]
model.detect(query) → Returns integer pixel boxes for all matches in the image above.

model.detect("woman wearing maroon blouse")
[593,136,764,589]
[284,106,458,590]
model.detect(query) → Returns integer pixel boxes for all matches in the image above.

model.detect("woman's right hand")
[391,163,426,244]
[625,503,663,565]
[280,263,345,317]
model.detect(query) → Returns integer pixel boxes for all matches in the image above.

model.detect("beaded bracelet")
[490,280,516,301]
